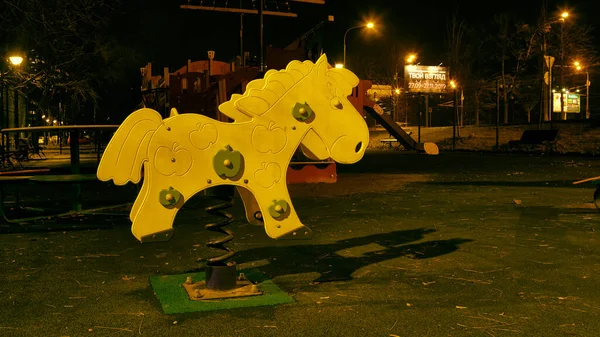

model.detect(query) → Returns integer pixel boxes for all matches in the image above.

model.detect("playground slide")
[364,105,439,155]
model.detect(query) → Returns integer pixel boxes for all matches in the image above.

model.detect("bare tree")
[493,14,513,124]
[0,0,136,123]
[518,85,540,123]
[445,12,469,133]
[446,12,470,84]
[354,39,413,122]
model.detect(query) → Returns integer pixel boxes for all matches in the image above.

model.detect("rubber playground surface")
[1,151,599,336]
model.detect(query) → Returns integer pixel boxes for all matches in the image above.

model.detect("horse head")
[297,55,369,164]
[219,54,369,164]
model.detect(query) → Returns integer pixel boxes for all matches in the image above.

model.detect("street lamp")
[574,60,590,119]
[554,11,572,120]
[392,54,417,122]
[9,56,23,66]
[334,63,344,69]
[6,54,24,147]
[343,21,375,68]
[450,80,458,151]
[535,12,570,125]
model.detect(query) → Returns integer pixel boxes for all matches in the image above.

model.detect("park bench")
[508,129,560,154]
[20,138,46,159]
[380,131,412,149]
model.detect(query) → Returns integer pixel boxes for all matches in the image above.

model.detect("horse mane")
[218,54,359,122]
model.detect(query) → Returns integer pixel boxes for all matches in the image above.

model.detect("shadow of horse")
[192,228,472,283]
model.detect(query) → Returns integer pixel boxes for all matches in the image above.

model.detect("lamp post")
[538,12,569,125]
[556,11,570,120]
[392,54,416,123]
[450,80,457,151]
[575,61,590,119]
[343,21,374,69]
[9,55,24,149]
[393,88,400,122]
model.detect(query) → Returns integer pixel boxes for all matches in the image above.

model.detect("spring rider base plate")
[183,273,263,301]
[149,268,294,314]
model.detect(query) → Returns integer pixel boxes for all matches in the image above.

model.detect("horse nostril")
[355,141,362,153]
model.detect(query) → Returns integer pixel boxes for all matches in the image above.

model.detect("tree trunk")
[475,89,480,127]
[527,109,531,123]
[501,60,509,124]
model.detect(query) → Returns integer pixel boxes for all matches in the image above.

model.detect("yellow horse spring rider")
[97,54,369,242]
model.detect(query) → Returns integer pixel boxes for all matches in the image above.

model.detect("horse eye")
[331,97,343,109]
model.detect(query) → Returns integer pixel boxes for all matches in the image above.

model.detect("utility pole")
[560,21,565,120]
[240,14,244,66]
[460,87,464,127]
[452,89,457,151]
[586,71,590,119]
[540,34,546,124]
[496,79,500,150]
[259,0,264,72]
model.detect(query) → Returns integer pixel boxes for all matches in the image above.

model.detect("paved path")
[0,151,599,336]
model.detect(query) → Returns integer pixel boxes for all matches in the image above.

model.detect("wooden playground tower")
[141,0,336,185]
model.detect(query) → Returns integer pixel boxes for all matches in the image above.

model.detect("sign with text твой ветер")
[404,65,450,94]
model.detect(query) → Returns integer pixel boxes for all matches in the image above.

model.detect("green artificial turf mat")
[149,268,294,314]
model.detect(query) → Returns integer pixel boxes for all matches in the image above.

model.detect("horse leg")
[130,171,185,242]
[254,182,312,240]
[236,186,264,226]
[130,174,150,222]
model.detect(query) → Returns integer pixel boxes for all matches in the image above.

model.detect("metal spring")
[204,196,235,266]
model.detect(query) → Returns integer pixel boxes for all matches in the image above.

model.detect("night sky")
[138,0,596,70]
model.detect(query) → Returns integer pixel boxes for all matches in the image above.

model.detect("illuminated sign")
[553,93,580,113]
[404,65,450,93]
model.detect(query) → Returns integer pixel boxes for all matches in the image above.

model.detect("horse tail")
[97,108,163,185]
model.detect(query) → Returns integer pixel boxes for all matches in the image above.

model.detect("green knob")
[268,199,289,219]
[213,144,243,178]
[159,187,182,207]
[292,102,314,121]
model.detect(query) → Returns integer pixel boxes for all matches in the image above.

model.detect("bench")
[380,132,412,149]
[508,129,560,154]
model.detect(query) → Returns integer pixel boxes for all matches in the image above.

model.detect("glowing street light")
[334,63,344,69]
[561,11,569,19]
[9,55,23,66]
[394,88,400,95]
[343,21,377,68]
[574,60,590,118]
[450,80,459,151]
[406,54,417,64]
